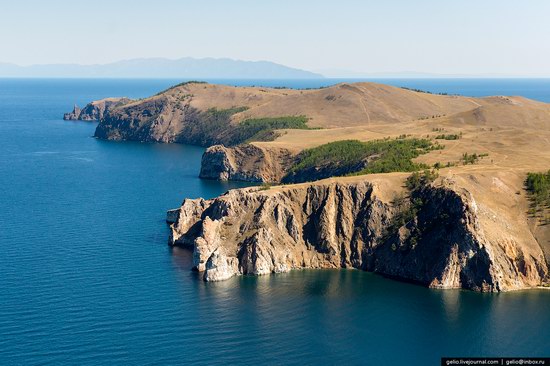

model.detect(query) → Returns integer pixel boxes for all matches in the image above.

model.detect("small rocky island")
[66,81,550,291]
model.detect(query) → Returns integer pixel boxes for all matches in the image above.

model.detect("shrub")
[381,169,441,243]
[405,169,439,191]
[435,134,461,140]
[259,183,272,191]
[461,152,488,165]
[383,193,426,242]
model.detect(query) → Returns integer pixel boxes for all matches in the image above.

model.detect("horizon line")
[1,57,549,79]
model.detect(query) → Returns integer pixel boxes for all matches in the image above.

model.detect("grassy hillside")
[526,170,550,223]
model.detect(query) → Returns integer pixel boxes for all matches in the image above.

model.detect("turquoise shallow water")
[0,79,549,365]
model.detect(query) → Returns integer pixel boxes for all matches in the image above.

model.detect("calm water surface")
[0,79,549,365]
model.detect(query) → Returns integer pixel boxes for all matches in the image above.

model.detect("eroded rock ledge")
[199,144,296,183]
[167,175,549,291]
[63,97,131,121]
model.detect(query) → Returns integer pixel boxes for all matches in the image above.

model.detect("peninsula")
[65,81,550,291]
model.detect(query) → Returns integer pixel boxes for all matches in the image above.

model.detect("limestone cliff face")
[199,144,296,183]
[168,176,549,291]
[63,98,130,121]
[94,96,191,142]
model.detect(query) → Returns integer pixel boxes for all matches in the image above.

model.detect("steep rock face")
[199,144,296,183]
[94,99,240,145]
[63,105,81,120]
[168,177,548,291]
[94,96,187,142]
[371,186,522,291]
[63,98,130,121]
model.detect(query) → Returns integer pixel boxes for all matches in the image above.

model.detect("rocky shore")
[167,174,549,291]
[63,97,130,121]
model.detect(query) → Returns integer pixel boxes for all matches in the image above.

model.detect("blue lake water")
[0,78,549,365]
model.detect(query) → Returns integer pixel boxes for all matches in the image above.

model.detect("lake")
[0,78,549,365]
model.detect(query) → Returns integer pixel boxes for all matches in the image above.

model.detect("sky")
[1,0,550,76]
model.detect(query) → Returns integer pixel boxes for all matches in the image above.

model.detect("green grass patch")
[525,170,550,224]
[435,133,461,140]
[208,106,249,118]
[179,106,248,146]
[353,139,436,175]
[526,171,550,202]
[291,140,371,172]
[179,108,314,146]
[284,138,438,183]
[229,115,312,144]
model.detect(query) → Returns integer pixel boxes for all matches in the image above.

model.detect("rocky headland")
[167,173,549,291]
[63,97,130,121]
[67,81,550,291]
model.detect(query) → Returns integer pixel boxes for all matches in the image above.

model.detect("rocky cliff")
[167,174,549,291]
[63,97,131,121]
[199,144,296,183]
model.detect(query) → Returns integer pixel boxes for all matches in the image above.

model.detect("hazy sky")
[2,0,550,76]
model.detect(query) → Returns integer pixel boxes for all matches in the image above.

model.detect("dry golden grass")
[150,82,550,175]
[155,81,550,269]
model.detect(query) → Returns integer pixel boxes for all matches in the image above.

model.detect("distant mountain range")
[2,58,535,79]
[0,57,323,79]
[315,68,545,78]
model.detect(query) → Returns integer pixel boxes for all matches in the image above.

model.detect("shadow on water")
[168,262,550,364]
